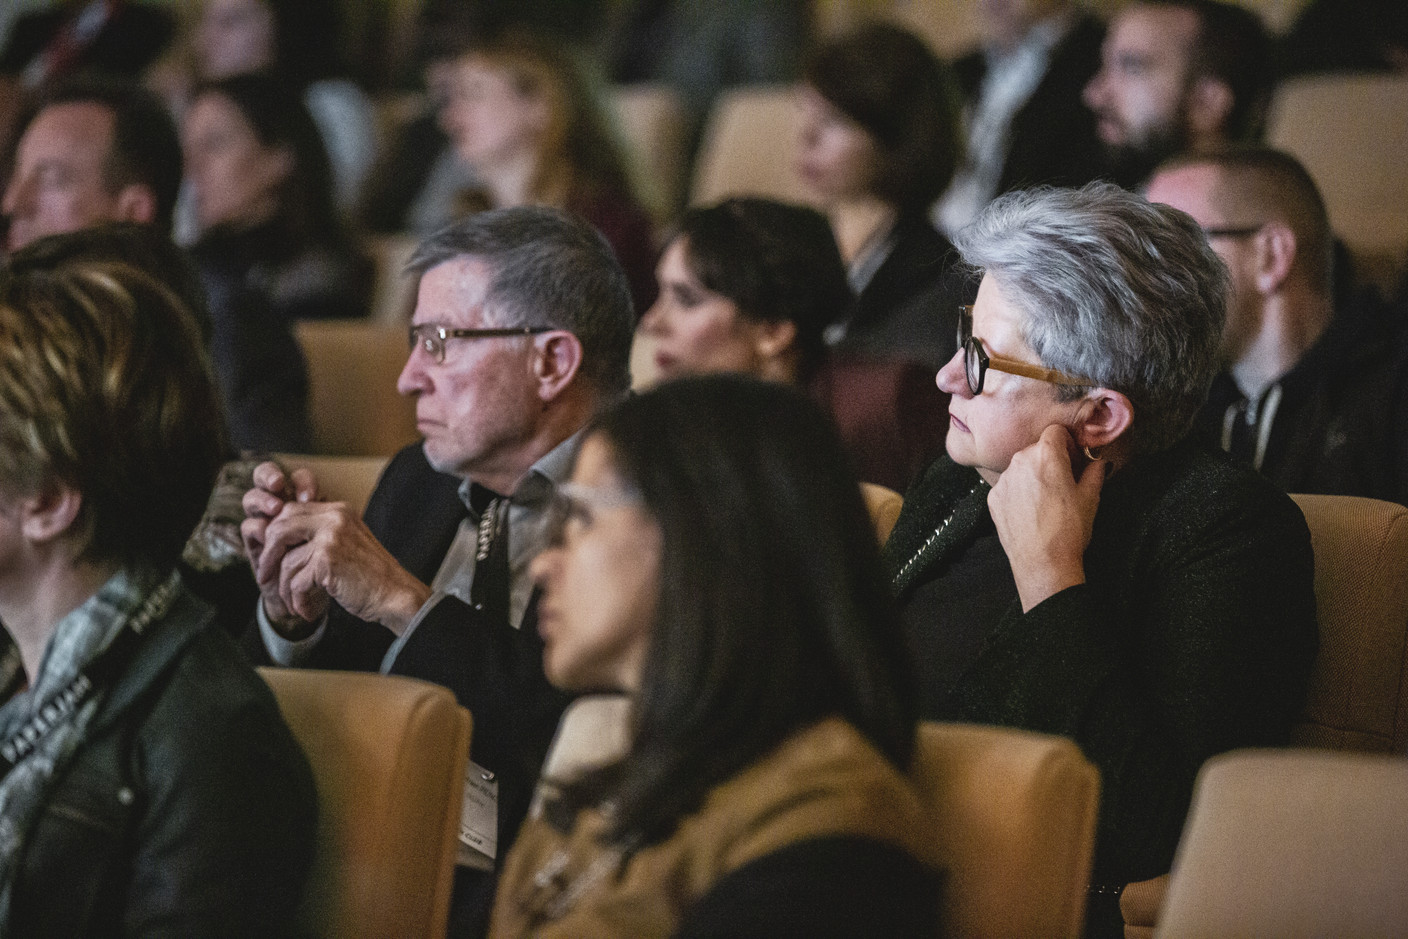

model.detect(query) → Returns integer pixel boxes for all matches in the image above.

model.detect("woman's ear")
[20,485,83,546]
[750,319,797,363]
[1074,389,1134,451]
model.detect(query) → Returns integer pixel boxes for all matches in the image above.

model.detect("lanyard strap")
[0,570,180,773]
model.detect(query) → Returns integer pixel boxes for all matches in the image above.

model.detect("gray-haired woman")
[882,183,1317,938]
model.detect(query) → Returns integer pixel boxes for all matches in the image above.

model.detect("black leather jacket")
[9,585,317,938]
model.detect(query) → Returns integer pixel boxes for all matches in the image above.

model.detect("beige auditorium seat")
[881,0,982,58]
[533,706,1101,939]
[861,482,904,543]
[911,722,1100,939]
[367,232,420,326]
[1267,74,1408,293]
[294,320,420,456]
[609,83,689,223]
[1123,493,1408,937]
[689,85,818,207]
[1156,749,1408,938]
[259,668,472,939]
[1290,493,1408,752]
[270,453,390,516]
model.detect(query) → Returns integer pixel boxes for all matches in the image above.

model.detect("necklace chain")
[892,482,986,585]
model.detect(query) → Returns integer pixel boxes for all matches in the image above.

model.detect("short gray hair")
[408,206,635,394]
[952,182,1229,454]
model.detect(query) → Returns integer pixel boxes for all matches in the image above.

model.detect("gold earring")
[1083,445,1103,461]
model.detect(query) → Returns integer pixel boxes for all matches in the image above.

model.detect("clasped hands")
[240,462,431,637]
[988,424,1107,612]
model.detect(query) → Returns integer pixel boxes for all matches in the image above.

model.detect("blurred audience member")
[183,74,372,324]
[0,0,174,158]
[359,41,477,236]
[1083,0,1272,188]
[1,1,173,89]
[491,375,936,938]
[797,22,971,372]
[640,198,945,491]
[0,254,316,936]
[4,78,180,253]
[5,78,309,455]
[439,34,657,313]
[154,0,377,214]
[1146,147,1408,505]
[606,0,809,163]
[937,0,1107,235]
[1279,0,1408,76]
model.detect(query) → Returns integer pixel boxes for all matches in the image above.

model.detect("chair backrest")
[1156,749,1408,938]
[1267,74,1408,291]
[910,722,1100,939]
[294,320,420,456]
[528,694,633,821]
[1123,494,1408,939]
[1289,493,1408,752]
[609,83,689,223]
[259,668,471,939]
[270,453,391,516]
[689,85,818,207]
[367,233,420,326]
[860,482,904,544]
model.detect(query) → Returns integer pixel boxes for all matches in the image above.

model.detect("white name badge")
[456,759,498,870]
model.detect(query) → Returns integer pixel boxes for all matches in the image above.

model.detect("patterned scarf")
[0,564,173,935]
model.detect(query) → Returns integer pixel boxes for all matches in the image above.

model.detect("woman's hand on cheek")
[989,424,1107,612]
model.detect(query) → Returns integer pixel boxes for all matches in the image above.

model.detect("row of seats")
[263,456,1408,936]
[685,74,1408,294]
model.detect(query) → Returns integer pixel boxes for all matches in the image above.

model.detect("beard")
[1104,120,1191,190]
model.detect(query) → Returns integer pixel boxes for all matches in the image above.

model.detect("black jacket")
[952,15,1109,196]
[884,443,1317,893]
[1193,309,1408,506]
[837,212,972,373]
[11,584,316,938]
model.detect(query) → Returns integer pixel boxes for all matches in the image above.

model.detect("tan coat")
[489,717,932,939]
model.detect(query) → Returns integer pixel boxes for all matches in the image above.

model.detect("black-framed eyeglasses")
[957,305,1095,395]
[408,324,554,363]
[1201,224,1264,240]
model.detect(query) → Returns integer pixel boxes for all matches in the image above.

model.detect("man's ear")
[1186,77,1234,143]
[1253,220,1297,294]
[112,184,158,226]
[1074,388,1135,451]
[20,484,82,546]
[532,331,584,402]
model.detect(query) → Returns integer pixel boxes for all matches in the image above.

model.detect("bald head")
[1152,148,1331,293]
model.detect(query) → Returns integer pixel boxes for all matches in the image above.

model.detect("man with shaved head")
[1146,147,1408,503]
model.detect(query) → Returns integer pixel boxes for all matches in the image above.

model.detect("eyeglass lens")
[957,305,984,395]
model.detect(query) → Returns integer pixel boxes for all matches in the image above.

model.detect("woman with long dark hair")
[490,376,937,937]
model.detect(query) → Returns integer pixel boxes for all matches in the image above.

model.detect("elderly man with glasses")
[240,206,635,938]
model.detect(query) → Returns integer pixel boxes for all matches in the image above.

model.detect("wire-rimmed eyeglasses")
[408,324,554,363]
[957,305,1095,395]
